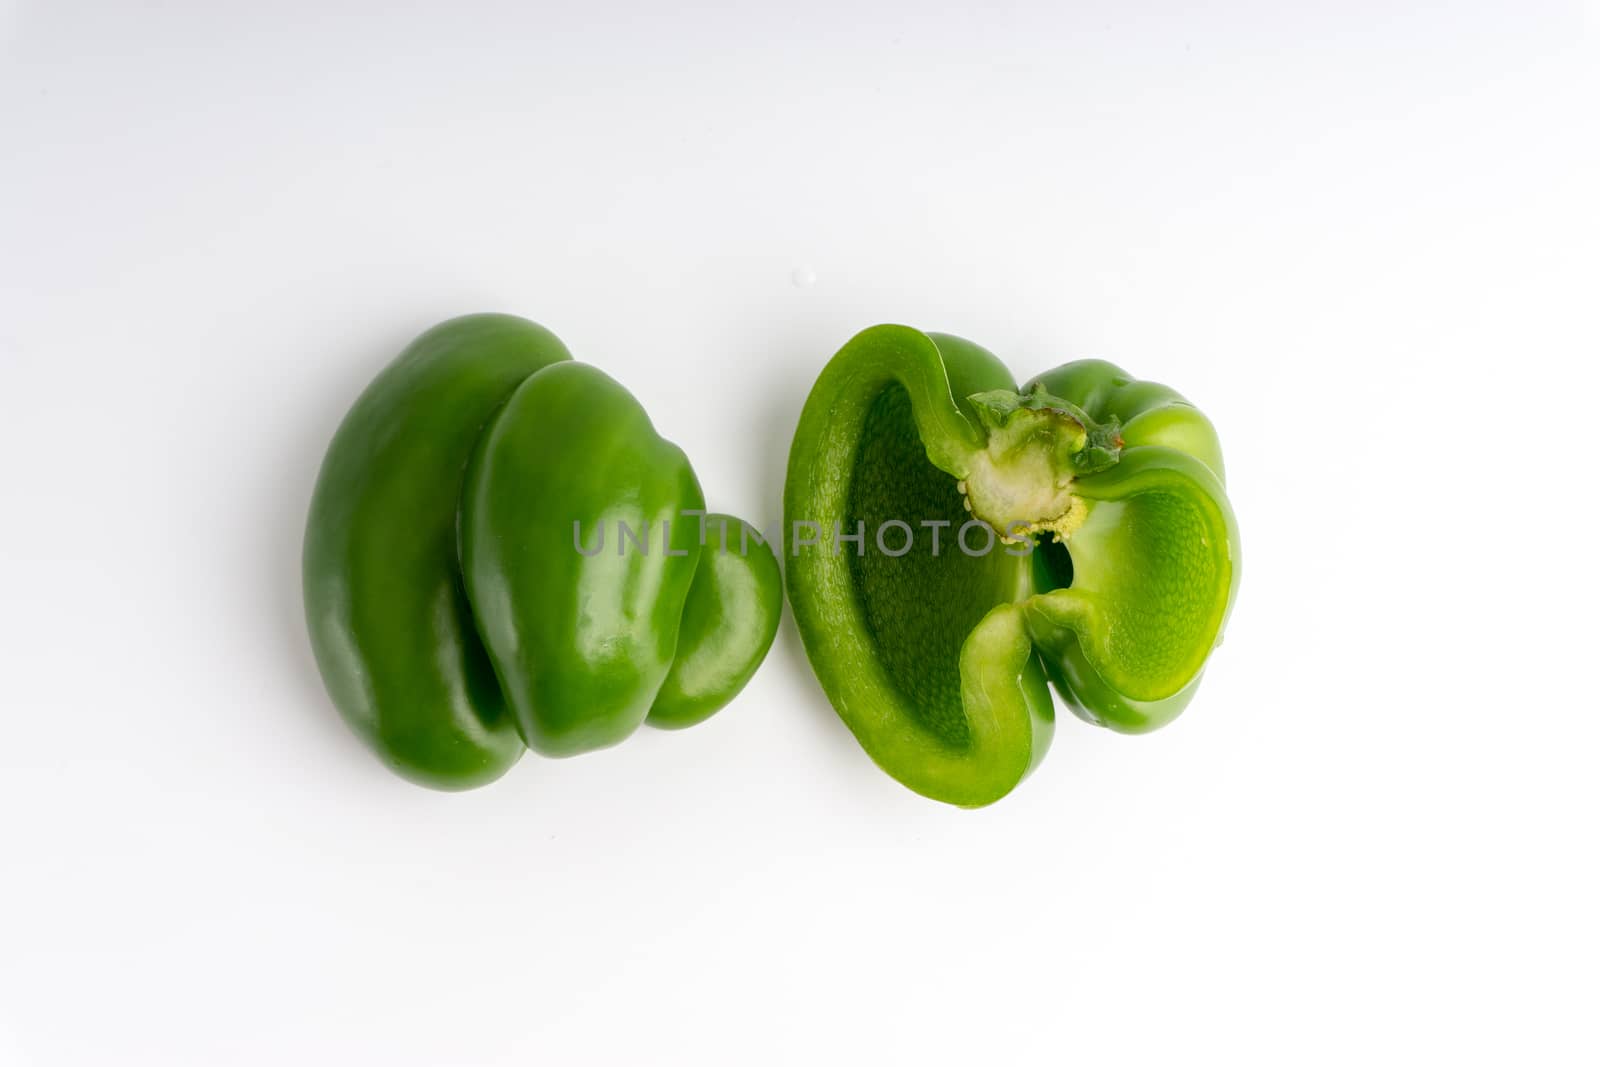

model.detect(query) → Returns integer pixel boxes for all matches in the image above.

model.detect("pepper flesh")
[783,325,1240,806]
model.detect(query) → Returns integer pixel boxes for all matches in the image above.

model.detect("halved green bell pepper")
[783,325,1239,807]
[304,314,781,789]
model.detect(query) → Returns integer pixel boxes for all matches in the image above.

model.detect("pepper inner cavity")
[846,385,1018,750]
[1031,534,1075,593]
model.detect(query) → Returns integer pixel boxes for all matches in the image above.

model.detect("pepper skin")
[461,363,784,755]
[649,515,784,730]
[783,325,1239,807]
[302,314,570,789]
[305,316,781,788]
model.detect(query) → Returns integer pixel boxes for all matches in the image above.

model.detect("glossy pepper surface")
[304,314,781,789]
[461,361,784,755]
[783,325,1239,807]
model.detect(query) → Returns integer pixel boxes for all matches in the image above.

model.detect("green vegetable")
[783,325,1239,807]
[304,314,781,789]
[302,315,567,789]
[648,514,785,730]
[461,362,785,753]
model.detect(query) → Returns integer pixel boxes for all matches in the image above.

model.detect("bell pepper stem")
[958,384,1124,542]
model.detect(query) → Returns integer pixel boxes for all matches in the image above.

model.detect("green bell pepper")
[783,325,1239,807]
[304,314,781,789]
[461,361,783,754]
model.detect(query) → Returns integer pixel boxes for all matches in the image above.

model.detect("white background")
[2,2,1597,1064]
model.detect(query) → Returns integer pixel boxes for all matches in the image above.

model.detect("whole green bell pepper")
[304,314,781,789]
[783,325,1239,807]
